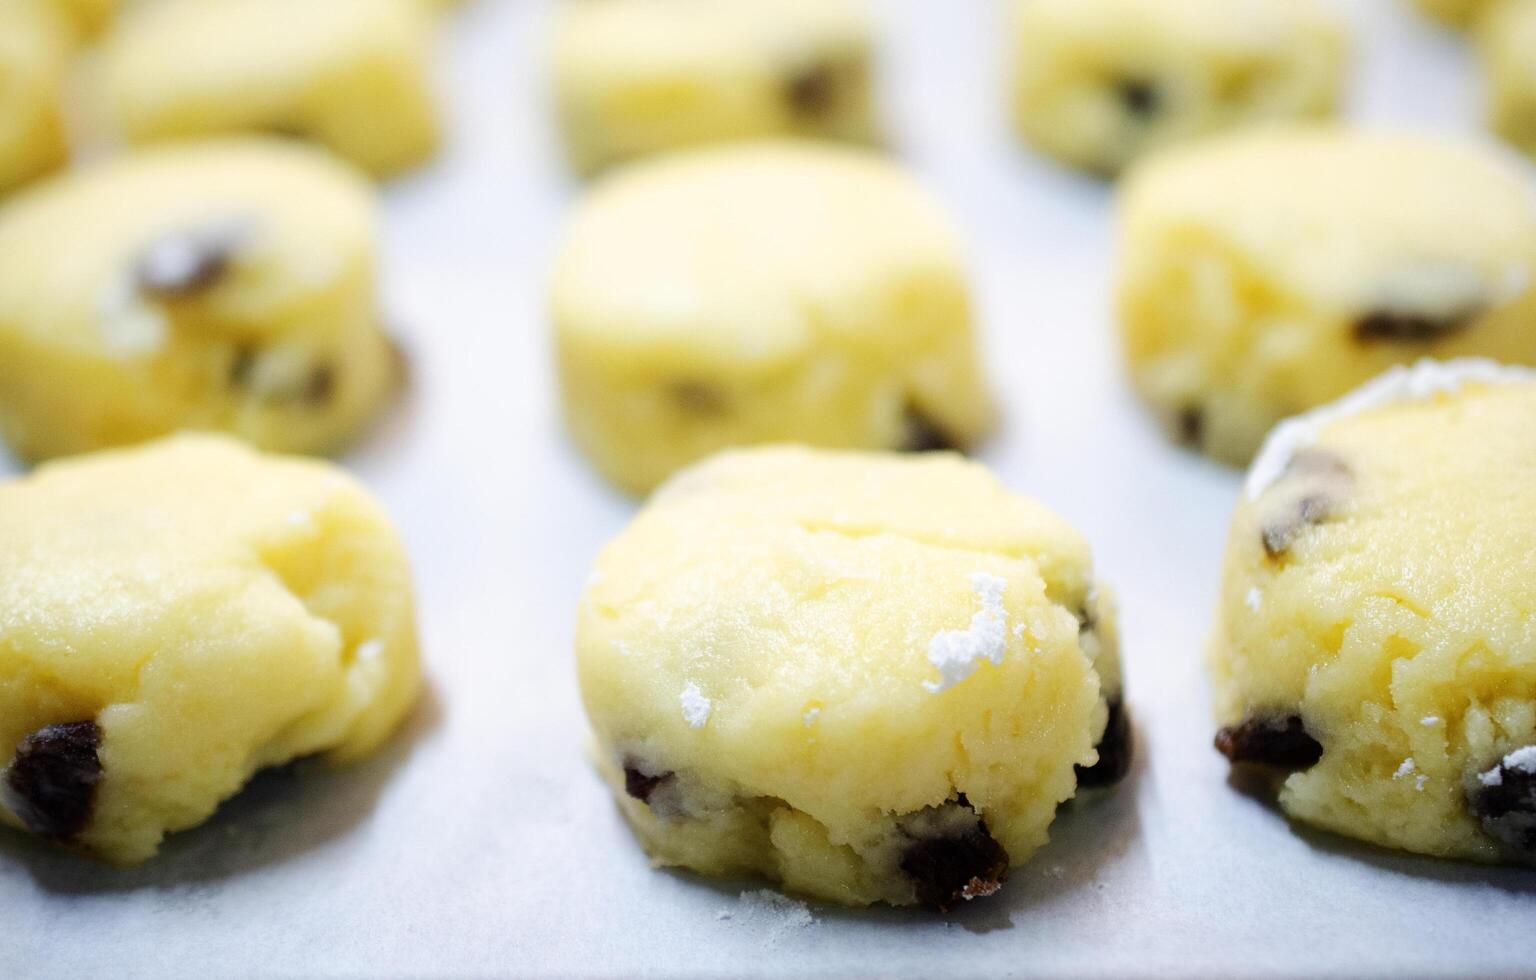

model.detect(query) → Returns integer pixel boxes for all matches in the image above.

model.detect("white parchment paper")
[4,1,1535,976]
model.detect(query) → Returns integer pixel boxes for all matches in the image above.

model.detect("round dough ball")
[0,0,72,196]
[553,141,994,495]
[552,0,877,177]
[1479,0,1536,162]
[1117,126,1536,464]
[1210,359,1536,865]
[1009,0,1347,175]
[0,138,400,463]
[0,434,421,865]
[577,447,1127,908]
[96,0,440,178]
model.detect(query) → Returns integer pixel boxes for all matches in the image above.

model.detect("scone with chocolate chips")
[0,138,400,463]
[1009,0,1347,176]
[553,141,993,495]
[0,434,421,865]
[1117,126,1536,464]
[577,447,1129,908]
[1211,359,1536,865]
[95,0,439,178]
[552,0,877,176]
[0,0,71,197]
[1480,0,1536,162]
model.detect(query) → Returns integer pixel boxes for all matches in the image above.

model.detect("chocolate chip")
[785,61,838,117]
[1353,309,1477,343]
[1215,715,1322,769]
[302,362,336,407]
[1117,78,1161,118]
[1261,493,1334,557]
[669,382,727,416]
[1176,406,1204,446]
[135,223,249,296]
[1259,450,1352,558]
[901,407,959,453]
[4,721,103,840]
[1469,752,1536,857]
[622,762,674,805]
[1075,699,1133,788]
[899,797,1009,911]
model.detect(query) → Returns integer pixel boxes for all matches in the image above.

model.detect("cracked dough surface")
[0,434,420,865]
[551,0,876,176]
[577,446,1122,907]
[1117,126,1536,464]
[1211,373,1536,864]
[96,0,439,177]
[553,141,993,495]
[0,0,71,197]
[0,138,398,463]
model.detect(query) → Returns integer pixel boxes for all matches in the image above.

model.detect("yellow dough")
[43,0,114,35]
[1117,126,1536,464]
[0,0,71,197]
[1009,0,1347,175]
[1210,359,1536,865]
[0,434,421,865]
[1414,0,1497,25]
[0,139,400,463]
[577,447,1128,908]
[552,141,993,495]
[96,0,440,178]
[1480,0,1536,161]
[552,0,877,176]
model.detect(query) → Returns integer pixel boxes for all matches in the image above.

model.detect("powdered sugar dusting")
[680,682,712,728]
[1245,587,1263,612]
[717,890,816,946]
[1504,745,1536,773]
[1246,358,1536,500]
[924,572,1009,693]
[1421,715,1441,727]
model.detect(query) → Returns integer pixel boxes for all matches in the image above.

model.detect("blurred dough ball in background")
[0,0,72,196]
[1009,0,1349,176]
[1116,125,1536,465]
[42,0,115,36]
[552,0,878,177]
[92,0,441,178]
[1412,0,1498,26]
[0,138,401,464]
[552,141,993,495]
[1479,0,1536,162]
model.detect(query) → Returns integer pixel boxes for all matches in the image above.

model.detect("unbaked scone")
[0,0,71,197]
[552,0,877,176]
[0,138,399,463]
[95,0,439,178]
[1480,0,1536,162]
[1117,126,1536,464]
[0,434,420,865]
[1009,0,1348,175]
[577,447,1129,908]
[553,141,993,495]
[1210,359,1536,865]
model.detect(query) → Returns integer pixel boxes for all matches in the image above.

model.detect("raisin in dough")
[0,0,71,197]
[1211,360,1536,864]
[1009,0,1347,176]
[553,141,993,495]
[0,138,399,463]
[1480,0,1536,162]
[0,434,420,864]
[577,447,1128,908]
[95,0,439,178]
[1117,127,1536,465]
[552,0,877,176]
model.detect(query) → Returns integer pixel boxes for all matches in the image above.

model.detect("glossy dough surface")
[552,0,877,175]
[1010,0,1347,174]
[0,435,420,864]
[0,139,398,462]
[0,0,71,196]
[577,447,1124,907]
[97,0,439,177]
[553,142,993,494]
[1117,126,1536,463]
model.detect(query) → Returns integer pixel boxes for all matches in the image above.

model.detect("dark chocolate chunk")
[901,407,959,453]
[1353,309,1477,344]
[302,362,337,407]
[622,762,674,805]
[1117,78,1162,118]
[669,381,728,416]
[135,224,248,296]
[1261,493,1334,557]
[1215,715,1322,769]
[1468,751,1536,857]
[900,798,1009,911]
[1176,406,1204,446]
[1076,699,1133,788]
[785,61,838,117]
[5,721,103,840]
[1259,450,1352,557]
